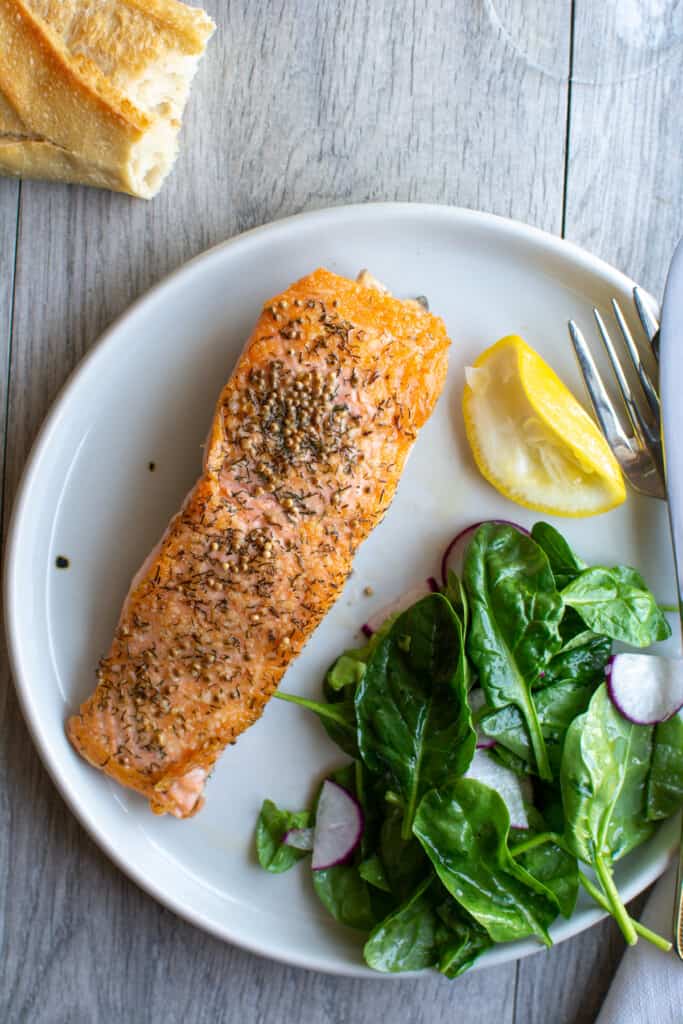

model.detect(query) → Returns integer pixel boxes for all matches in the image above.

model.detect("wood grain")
[0,0,568,1012]
[0,179,18,522]
[2,0,676,1021]
[0,178,18,1023]
[564,2,683,294]
[513,7,683,1021]
[514,897,647,1024]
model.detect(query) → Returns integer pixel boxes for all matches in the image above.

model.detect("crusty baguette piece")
[67,269,451,817]
[0,0,215,198]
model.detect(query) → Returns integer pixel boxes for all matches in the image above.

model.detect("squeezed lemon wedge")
[462,335,626,517]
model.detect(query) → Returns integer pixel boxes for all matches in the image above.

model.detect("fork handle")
[658,236,683,957]
[675,835,683,958]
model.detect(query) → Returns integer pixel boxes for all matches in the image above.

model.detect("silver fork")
[568,291,664,500]
[568,274,683,958]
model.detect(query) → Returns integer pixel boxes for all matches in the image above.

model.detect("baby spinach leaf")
[325,618,396,692]
[474,626,611,775]
[443,569,469,637]
[481,678,599,772]
[613,565,657,590]
[329,762,356,792]
[536,682,602,769]
[255,799,312,873]
[327,654,368,691]
[275,622,400,758]
[464,523,563,780]
[359,855,392,892]
[413,779,556,945]
[435,900,493,978]
[356,594,475,837]
[363,877,442,972]
[562,685,654,863]
[538,678,602,733]
[534,779,567,835]
[647,713,683,821]
[558,608,593,645]
[312,764,391,930]
[313,865,378,930]
[363,876,492,976]
[478,704,532,767]
[274,690,358,758]
[488,743,531,777]
[354,763,391,860]
[443,569,472,687]
[541,631,612,689]
[511,810,578,919]
[531,522,586,588]
[561,685,654,943]
[562,567,671,647]
[380,806,431,901]
[277,621,402,759]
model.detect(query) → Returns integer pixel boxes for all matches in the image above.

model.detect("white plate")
[5,204,679,977]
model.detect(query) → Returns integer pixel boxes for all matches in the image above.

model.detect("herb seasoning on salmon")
[67,268,451,817]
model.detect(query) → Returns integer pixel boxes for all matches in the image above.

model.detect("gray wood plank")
[563,2,683,295]
[513,896,648,1024]
[0,1,574,1021]
[0,792,521,1024]
[0,183,19,945]
[0,178,19,516]
[514,10,683,1023]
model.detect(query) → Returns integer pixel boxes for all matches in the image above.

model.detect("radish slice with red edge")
[441,520,530,584]
[464,750,530,829]
[283,827,314,851]
[606,653,683,725]
[362,577,439,637]
[476,731,496,751]
[311,779,364,870]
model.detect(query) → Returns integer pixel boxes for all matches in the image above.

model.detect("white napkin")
[597,865,682,1024]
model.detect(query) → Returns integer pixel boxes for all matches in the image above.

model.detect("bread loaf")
[0,0,215,198]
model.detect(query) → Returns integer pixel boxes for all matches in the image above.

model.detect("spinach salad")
[255,522,680,975]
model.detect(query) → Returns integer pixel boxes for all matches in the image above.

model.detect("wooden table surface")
[1,3,681,1021]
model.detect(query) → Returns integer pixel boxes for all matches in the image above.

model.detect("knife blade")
[658,235,683,959]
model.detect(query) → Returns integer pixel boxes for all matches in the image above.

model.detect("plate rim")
[3,201,672,977]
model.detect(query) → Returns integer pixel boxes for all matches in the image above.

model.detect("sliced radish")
[441,520,530,583]
[311,779,364,870]
[465,749,531,829]
[361,577,439,636]
[476,730,497,751]
[283,827,314,851]
[606,653,683,725]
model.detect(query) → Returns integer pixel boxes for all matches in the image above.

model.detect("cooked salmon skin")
[67,268,450,817]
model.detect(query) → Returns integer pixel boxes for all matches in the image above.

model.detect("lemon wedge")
[462,335,626,517]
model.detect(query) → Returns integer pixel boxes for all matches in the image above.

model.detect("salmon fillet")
[67,268,450,817]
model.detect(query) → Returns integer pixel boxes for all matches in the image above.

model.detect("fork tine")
[633,286,660,360]
[611,298,660,421]
[593,307,653,446]
[568,319,633,454]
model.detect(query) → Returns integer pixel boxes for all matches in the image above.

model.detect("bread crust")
[0,0,215,197]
